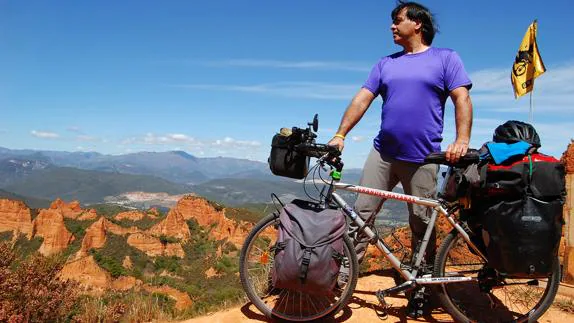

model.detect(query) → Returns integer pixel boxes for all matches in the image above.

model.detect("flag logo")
[511,21,546,98]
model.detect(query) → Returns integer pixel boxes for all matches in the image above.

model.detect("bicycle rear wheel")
[239,213,359,321]
[434,230,560,323]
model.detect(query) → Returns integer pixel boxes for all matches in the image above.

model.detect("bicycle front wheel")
[434,229,560,323]
[239,213,359,321]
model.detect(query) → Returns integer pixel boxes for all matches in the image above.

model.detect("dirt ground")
[183,272,574,323]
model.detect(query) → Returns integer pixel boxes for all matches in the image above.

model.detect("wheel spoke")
[435,231,559,322]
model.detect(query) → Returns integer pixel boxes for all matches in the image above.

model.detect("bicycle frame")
[327,176,488,286]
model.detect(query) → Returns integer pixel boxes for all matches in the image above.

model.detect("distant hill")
[4,166,190,204]
[0,147,271,184]
[0,189,51,209]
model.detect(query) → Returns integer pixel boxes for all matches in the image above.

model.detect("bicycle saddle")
[424,149,480,167]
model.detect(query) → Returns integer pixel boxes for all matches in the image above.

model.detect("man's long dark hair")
[391,1,438,45]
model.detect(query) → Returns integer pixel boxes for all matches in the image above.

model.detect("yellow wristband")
[334,133,346,140]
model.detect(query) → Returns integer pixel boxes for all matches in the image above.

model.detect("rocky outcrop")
[79,217,108,256]
[170,195,250,246]
[148,209,191,241]
[562,141,574,283]
[111,276,142,291]
[78,217,140,257]
[147,208,160,219]
[561,140,574,174]
[78,209,98,220]
[60,255,111,292]
[127,232,185,258]
[33,209,75,256]
[142,285,192,310]
[115,210,146,221]
[123,256,133,270]
[50,198,98,220]
[0,199,33,239]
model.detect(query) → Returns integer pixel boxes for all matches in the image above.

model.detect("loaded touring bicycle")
[239,115,564,322]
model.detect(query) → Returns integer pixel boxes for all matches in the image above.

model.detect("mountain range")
[0,146,409,222]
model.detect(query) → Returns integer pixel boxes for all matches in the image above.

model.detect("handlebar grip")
[295,143,340,158]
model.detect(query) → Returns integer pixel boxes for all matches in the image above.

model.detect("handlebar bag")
[268,132,309,179]
[272,199,346,296]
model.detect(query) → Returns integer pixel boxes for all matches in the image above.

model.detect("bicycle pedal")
[375,290,390,309]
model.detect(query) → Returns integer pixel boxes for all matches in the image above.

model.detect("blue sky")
[1,0,573,168]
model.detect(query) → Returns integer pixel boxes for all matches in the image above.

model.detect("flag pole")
[529,90,533,123]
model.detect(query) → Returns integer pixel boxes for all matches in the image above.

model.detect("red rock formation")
[0,199,33,239]
[79,217,108,256]
[77,217,140,257]
[59,255,111,292]
[561,140,574,174]
[111,276,142,291]
[50,198,84,219]
[33,209,75,256]
[147,207,160,219]
[126,232,185,258]
[170,195,251,246]
[115,210,146,221]
[78,209,98,220]
[105,220,140,236]
[148,208,191,241]
[142,285,192,310]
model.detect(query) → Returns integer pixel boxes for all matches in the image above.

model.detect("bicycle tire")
[239,213,359,321]
[433,229,560,323]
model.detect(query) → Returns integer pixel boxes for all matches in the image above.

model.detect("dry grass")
[554,297,574,313]
[73,292,176,322]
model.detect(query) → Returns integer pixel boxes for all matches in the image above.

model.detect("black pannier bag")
[268,129,309,179]
[272,199,346,296]
[476,153,566,277]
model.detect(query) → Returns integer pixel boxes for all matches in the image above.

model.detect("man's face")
[390,8,419,46]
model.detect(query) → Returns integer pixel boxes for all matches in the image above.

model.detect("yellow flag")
[511,20,546,98]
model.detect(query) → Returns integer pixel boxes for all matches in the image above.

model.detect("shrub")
[0,241,79,322]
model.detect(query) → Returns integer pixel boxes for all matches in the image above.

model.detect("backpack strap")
[299,247,313,283]
[523,153,534,196]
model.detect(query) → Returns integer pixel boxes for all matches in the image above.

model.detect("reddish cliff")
[170,195,251,246]
[148,208,191,241]
[115,210,146,221]
[561,140,574,174]
[59,255,111,292]
[126,232,185,258]
[78,217,139,257]
[33,209,75,256]
[0,199,33,239]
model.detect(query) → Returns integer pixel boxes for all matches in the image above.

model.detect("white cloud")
[31,130,59,139]
[76,135,99,142]
[173,82,358,100]
[200,59,371,72]
[469,63,574,113]
[214,137,260,147]
[119,133,263,160]
[142,133,200,145]
[351,135,366,142]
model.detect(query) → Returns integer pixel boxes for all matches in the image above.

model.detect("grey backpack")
[272,199,347,295]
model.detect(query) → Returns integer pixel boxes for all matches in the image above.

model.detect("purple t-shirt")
[362,47,472,163]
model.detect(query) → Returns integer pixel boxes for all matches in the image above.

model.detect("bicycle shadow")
[239,268,539,323]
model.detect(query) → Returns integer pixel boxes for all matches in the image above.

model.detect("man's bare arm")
[328,88,376,151]
[446,86,473,162]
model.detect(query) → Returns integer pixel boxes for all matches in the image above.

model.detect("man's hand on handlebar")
[445,139,469,163]
[327,136,345,152]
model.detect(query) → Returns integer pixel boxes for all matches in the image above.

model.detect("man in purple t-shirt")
[328,1,473,317]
